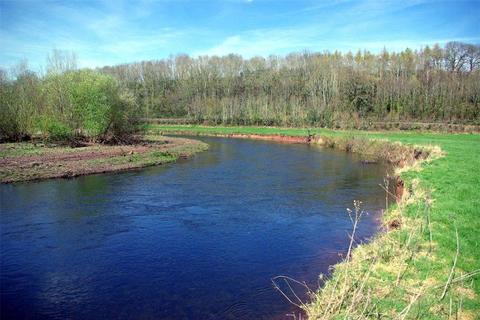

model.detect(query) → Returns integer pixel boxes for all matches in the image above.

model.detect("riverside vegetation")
[150,124,480,319]
[1,61,139,142]
[0,53,208,181]
[2,42,480,141]
[1,44,479,318]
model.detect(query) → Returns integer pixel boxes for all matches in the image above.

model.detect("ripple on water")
[1,136,390,319]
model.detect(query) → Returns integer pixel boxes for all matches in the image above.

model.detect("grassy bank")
[0,135,208,183]
[150,124,480,319]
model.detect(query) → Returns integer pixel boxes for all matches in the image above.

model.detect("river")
[1,136,390,319]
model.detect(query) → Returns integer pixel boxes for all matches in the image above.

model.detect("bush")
[0,67,141,143]
[37,116,72,141]
[0,71,40,141]
[42,70,140,141]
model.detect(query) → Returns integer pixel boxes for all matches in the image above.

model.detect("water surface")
[1,136,389,319]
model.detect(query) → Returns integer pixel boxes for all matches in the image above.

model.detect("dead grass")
[301,142,477,319]
[313,135,443,170]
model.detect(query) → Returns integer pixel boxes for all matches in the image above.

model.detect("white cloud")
[1,0,478,70]
[197,24,480,58]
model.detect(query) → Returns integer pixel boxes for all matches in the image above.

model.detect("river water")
[1,136,390,319]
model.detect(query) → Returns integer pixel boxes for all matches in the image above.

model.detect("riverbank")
[149,125,480,319]
[0,136,208,183]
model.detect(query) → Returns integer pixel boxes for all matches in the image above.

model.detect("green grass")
[0,142,107,159]
[150,124,480,319]
[86,151,177,166]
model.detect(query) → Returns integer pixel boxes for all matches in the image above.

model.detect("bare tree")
[444,42,468,72]
[46,49,77,75]
[464,44,480,72]
[94,42,480,126]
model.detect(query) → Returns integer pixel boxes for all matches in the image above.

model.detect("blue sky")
[1,0,479,70]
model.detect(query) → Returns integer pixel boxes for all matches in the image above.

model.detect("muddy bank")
[225,133,310,144]
[0,136,208,183]
[161,131,311,144]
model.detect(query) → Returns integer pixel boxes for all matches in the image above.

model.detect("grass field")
[150,124,480,319]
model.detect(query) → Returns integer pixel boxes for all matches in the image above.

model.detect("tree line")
[1,42,479,141]
[99,41,480,127]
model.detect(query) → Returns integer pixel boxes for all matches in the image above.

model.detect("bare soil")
[0,137,207,183]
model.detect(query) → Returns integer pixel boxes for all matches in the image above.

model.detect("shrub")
[37,116,72,141]
[0,71,40,141]
[42,70,140,141]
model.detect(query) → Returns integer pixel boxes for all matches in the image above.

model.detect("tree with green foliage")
[0,61,139,142]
